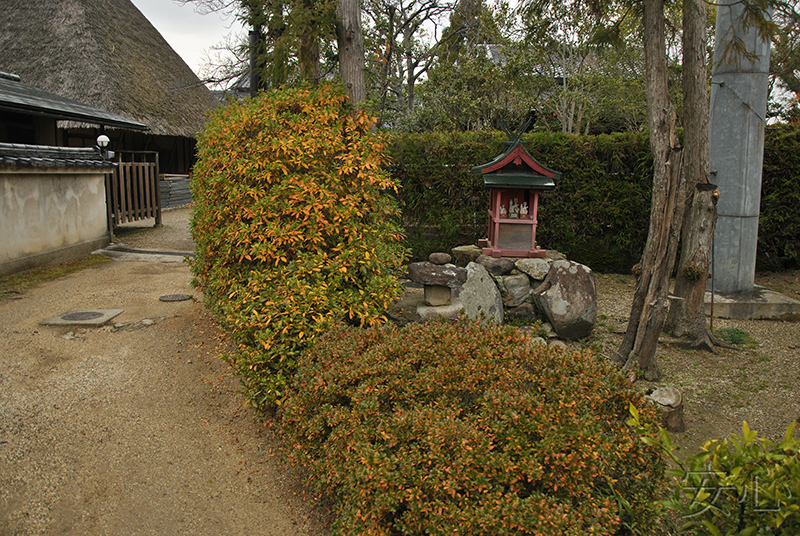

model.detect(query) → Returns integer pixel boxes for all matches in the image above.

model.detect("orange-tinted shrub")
[280,320,666,535]
[190,85,407,408]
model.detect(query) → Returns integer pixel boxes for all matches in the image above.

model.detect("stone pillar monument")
[709,0,771,294]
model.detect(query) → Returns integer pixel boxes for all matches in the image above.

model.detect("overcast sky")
[130,0,245,77]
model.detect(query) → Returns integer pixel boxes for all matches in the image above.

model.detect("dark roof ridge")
[0,76,148,131]
[0,142,115,169]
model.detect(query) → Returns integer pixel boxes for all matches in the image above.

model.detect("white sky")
[129,0,245,78]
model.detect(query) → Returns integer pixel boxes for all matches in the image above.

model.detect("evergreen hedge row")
[761,125,800,270]
[388,126,800,273]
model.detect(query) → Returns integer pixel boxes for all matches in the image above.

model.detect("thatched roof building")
[0,0,219,138]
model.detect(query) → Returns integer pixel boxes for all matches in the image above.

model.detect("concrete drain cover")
[159,294,192,302]
[41,309,124,326]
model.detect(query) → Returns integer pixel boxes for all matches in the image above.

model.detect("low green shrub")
[279,320,667,535]
[715,327,758,347]
[629,410,800,535]
[190,84,407,409]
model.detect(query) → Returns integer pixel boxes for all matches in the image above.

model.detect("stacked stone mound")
[405,245,598,340]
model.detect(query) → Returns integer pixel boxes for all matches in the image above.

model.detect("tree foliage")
[363,0,455,127]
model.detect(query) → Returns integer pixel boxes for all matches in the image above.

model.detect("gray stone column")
[709,0,771,294]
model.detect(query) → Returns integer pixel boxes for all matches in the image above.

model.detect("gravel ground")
[588,271,800,454]
[2,206,797,534]
[0,208,332,536]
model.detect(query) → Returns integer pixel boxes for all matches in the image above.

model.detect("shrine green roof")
[470,139,561,190]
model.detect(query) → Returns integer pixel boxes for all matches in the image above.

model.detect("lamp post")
[96,134,110,161]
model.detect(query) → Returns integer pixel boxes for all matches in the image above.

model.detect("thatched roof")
[0,0,220,137]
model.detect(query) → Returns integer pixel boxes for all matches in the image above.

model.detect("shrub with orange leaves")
[190,84,408,409]
[279,320,667,535]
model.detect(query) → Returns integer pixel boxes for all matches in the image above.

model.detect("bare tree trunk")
[664,0,727,350]
[336,0,366,107]
[614,0,686,380]
[377,6,396,127]
[665,183,719,346]
[299,34,321,87]
[405,45,415,110]
[249,24,263,96]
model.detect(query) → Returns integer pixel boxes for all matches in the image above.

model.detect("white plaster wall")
[0,169,108,267]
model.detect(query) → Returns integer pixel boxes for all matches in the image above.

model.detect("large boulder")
[407,262,467,288]
[501,274,531,308]
[460,262,504,324]
[532,259,597,340]
[506,302,536,322]
[515,258,551,281]
[475,255,515,276]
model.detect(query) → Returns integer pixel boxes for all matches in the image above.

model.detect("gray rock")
[424,285,452,306]
[451,245,482,267]
[407,262,467,288]
[515,258,552,281]
[549,340,568,350]
[417,301,464,322]
[532,259,597,340]
[476,255,515,276]
[501,274,531,308]
[428,252,452,265]
[460,262,504,324]
[506,302,536,321]
[493,274,507,293]
[540,322,557,338]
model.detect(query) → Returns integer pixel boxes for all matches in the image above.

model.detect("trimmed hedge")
[760,125,800,270]
[390,127,800,272]
[189,85,407,408]
[279,320,667,536]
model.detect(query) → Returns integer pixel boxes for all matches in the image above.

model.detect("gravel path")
[2,207,797,535]
[0,208,331,536]
[590,271,800,454]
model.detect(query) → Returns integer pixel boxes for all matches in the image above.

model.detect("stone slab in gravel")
[41,309,124,326]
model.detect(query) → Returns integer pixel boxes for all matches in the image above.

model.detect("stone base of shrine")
[478,239,547,259]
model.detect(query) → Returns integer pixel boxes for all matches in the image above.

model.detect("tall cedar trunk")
[336,0,366,107]
[249,24,263,97]
[614,0,686,380]
[299,35,321,87]
[664,0,721,349]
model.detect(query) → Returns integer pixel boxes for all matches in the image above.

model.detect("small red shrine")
[471,123,561,258]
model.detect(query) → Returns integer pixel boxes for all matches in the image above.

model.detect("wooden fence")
[105,151,162,230]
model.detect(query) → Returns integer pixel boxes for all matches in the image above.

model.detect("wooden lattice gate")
[105,151,162,235]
